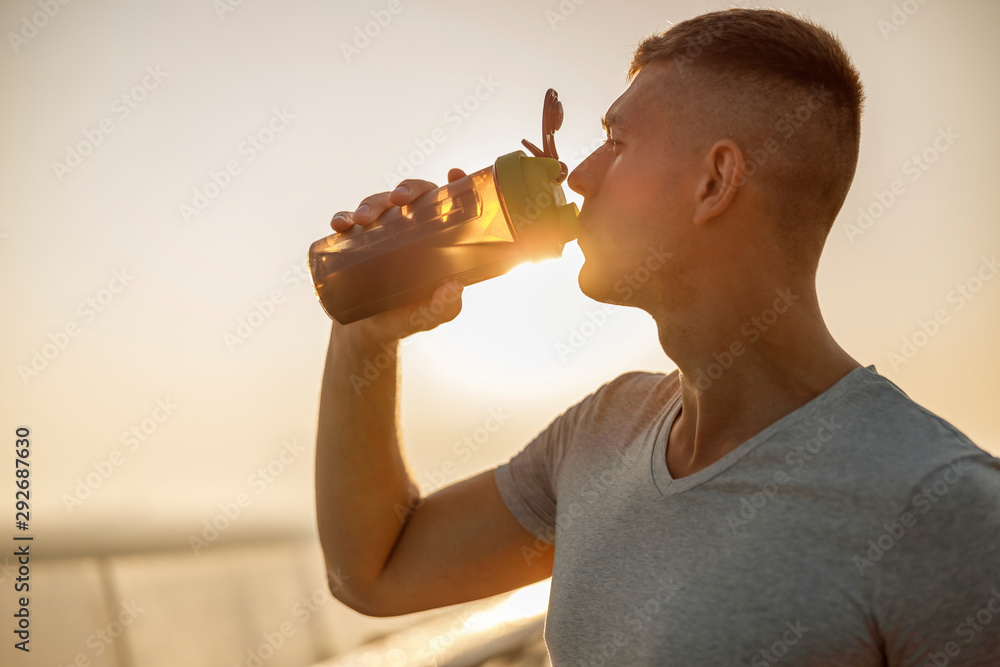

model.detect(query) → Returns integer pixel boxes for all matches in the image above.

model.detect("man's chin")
[578,262,626,307]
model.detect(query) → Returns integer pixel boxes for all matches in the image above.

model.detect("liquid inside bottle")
[309,166,525,324]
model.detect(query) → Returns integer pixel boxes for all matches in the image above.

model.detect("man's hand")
[315,167,553,617]
[328,168,469,341]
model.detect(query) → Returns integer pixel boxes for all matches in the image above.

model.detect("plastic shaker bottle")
[308,89,580,324]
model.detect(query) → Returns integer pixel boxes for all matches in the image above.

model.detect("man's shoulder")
[808,364,999,503]
[583,369,679,418]
[839,365,986,455]
[544,370,679,452]
[599,368,679,396]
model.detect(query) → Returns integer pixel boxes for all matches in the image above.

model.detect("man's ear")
[692,139,746,226]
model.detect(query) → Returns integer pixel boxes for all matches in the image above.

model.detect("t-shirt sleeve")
[873,453,1000,666]
[492,387,602,544]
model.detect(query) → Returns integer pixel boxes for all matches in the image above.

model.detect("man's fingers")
[351,192,393,226]
[408,281,464,334]
[336,171,465,231]
[387,178,439,207]
[348,179,437,225]
[330,211,355,232]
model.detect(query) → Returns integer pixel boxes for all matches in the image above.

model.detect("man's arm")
[873,455,1000,665]
[314,175,554,617]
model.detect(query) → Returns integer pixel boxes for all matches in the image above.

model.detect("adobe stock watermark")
[887,254,998,371]
[921,588,1000,666]
[342,286,461,395]
[579,577,681,667]
[852,458,972,577]
[407,279,465,331]
[878,0,932,40]
[7,0,73,54]
[51,65,168,182]
[688,288,799,392]
[56,599,145,666]
[17,268,134,386]
[556,244,671,361]
[344,281,464,394]
[728,84,834,195]
[223,259,312,352]
[417,600,504,659]
[613,244,671,301]
[672,18,725,72]
[704,83,835,209]
[726,416,843,534]
[234,584,340,667]
[545,0,588,31]
[522,445,644,565]
[188,438,307,554]
[382,74,502,187]
[340,0,403,62]
[290,585,334,623]
[346,338,399,396]
[179,107,295,223]
[326,566,350,595]
[750,618,811,666]
[393,407,511,522]
[504,177,573,236]
[565,132,608,166]
[555,303,619,362]
[417,406,510,492]
[213,0,249,21]
[844,126,959,243]
[0,554,20,586]
[61,398,179,513]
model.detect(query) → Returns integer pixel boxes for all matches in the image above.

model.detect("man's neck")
[657,296,861,479]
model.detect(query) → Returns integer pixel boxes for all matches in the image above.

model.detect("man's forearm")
[314,323,417,604]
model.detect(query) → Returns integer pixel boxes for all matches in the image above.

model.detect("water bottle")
[308,89,580,324]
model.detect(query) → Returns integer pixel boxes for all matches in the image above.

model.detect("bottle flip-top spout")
[496,88,580,256]
[519,88,570,184]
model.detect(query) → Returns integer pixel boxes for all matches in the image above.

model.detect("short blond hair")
[631,9,865,255]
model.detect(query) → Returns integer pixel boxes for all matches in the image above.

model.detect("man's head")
[568,9,864,318]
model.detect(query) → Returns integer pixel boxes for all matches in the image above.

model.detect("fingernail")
[355,204,370,220]
[392,184,408,196]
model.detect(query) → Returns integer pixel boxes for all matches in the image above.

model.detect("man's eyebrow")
[600,110,626,134]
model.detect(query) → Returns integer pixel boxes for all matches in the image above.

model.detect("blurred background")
[2,0,998,665]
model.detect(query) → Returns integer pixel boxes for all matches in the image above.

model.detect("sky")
[1,0,999,562]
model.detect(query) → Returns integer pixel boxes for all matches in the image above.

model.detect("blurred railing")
[313,581,551,667]
[1,539,551,667]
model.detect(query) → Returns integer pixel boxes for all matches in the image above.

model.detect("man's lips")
[574,206,591,236]
[574,211,591,252]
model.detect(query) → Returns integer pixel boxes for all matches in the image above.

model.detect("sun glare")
[461,579,552,634]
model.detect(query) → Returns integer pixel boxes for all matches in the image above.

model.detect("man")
[315,8,1000,664]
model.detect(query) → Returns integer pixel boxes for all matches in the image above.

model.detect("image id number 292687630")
[13,426,32,653]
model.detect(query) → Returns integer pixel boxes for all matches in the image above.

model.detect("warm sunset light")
[3,1,998,665]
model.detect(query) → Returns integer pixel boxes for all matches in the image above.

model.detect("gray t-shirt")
[493,365,1000,666]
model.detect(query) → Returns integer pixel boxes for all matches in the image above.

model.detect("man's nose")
[567,151,599,199]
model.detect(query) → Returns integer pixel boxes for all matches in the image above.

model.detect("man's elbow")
[325,568,403,618]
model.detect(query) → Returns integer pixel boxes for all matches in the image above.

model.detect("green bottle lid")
[493,150,580,261]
